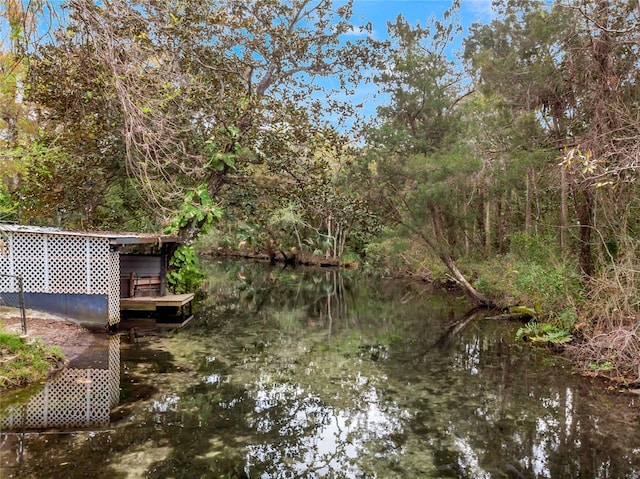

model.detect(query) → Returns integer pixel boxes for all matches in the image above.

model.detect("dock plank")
[120,293,194,310]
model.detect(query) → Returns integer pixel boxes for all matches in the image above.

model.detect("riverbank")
[0,307,102,390]
[199,247,354,268]
[0,307,102,363]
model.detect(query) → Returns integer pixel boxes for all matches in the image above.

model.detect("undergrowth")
[567,252,640,385]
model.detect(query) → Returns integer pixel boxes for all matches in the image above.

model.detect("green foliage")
[166,184,223,237]
[267,202,306,251]
[166,245,206,294]
[339,251,361,268]
[364,229,447,279]
[59,0,385,230]
[3,0,639,380]
[588,361,614,372]
[512,262,582,313]
[508,232,561,265]
[92,180,159,232]
[0,327,64,389]
[364,235,410,268]
[478,258,582,316]
[510,305,538,317]
[516,321,573,345]
[165,186,224,292]
[206,135,240,172]
[0,185,15,222]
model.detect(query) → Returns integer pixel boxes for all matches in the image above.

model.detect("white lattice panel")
[90,238,112,294]
[0,273,15,291]
[0,232,114,295]
[12,233,47,293]
[108,250,120,325]
[0,233,14,290]
[48,235,87,293]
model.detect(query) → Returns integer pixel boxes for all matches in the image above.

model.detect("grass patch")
[0,326,64,390]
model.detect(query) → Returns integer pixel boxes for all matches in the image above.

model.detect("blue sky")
[350,0,495,35]
[326,1,497,129]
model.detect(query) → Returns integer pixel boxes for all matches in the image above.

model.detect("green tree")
[464,0,640,279]
[363,6,493,306]
[463,0,575,254]
[0,0,41,220]
[64,0,383,241]
[208,129,379,263]
[21,36,150,229]
[463,0,640,378]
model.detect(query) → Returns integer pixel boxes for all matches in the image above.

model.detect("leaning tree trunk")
[440,253,496,307]
[429,205,495,307]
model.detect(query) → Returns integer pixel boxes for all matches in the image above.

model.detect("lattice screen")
[0,335,121,430]
[18,234,47,292]
[0,231,121,325]
[108,250,120,326]
[1,233,113,295]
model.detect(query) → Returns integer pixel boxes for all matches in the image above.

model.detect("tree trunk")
[560,165,568,250]
[525,168,532,234]
[484,191,491,257]
[463,200,470,257]
[532,168,540,235]
[476,186,486,255]
[441,254,495,307]
[576,187,595,277]
[499,192,510,253]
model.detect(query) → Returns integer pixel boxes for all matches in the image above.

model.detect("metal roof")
[0,224,180,245]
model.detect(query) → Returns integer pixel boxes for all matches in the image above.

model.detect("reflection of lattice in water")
[0,335,121,430]
[108,332,120,406]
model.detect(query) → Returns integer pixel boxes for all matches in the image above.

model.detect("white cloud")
[462,0,498,23]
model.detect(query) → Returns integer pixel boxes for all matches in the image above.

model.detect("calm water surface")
[1,259,640,478]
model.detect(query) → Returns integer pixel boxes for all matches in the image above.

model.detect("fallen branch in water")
[484,312,534,322]
[434,307,495,349]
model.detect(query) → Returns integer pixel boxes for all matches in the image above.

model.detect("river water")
[1,259,640,478]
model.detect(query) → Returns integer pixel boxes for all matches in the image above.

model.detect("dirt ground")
[0,307,103,364]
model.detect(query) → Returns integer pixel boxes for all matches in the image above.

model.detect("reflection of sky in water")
[244,373,409,478]
[148,393,181,425]
[453,437,490,479]
[202,373,223,385]
[206,328,640,479]
[411,325,640,479]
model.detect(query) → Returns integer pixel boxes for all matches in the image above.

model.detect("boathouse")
[0,224,193,329]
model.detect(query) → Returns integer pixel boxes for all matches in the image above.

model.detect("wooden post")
[129,272,135,298]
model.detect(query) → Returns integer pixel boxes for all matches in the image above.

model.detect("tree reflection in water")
[244,375,410,478]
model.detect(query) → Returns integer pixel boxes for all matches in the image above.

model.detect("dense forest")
[1,0,639,383]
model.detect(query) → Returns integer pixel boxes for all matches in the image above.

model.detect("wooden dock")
[120,293,194,329]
